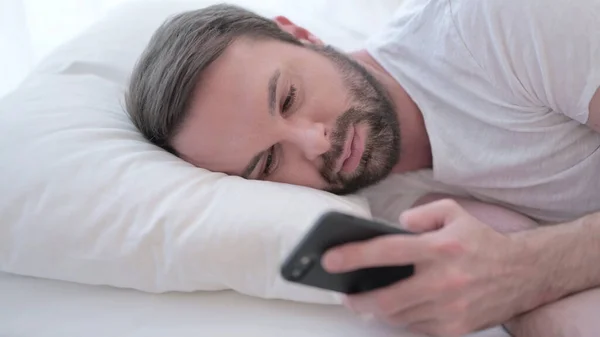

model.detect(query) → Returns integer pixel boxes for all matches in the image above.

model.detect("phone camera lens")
[300,256,312,265]
[289,255,315,280]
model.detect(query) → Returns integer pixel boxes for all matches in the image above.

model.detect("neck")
[350,49,433,173]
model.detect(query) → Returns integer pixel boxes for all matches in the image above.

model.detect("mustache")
[319,108,362,184]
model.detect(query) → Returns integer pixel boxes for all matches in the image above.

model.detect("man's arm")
[415,195,600,337]
[502,213,600,337]
[417,196,600,304]
[510,212,600,309]
[322,199,600,336]
[421,195,600,303]
[506,288,600,337]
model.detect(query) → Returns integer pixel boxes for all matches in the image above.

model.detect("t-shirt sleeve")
[451,0,600,124]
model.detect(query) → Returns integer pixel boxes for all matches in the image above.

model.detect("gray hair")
[125,4,303,154]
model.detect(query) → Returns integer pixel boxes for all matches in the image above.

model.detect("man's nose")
[285,121,330,161]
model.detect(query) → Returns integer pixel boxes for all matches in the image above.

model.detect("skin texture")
[173,37,403,195]
[322,197,600,337]
[170,15,600,337]
[173,17,432,195]
[506,288,600,337]
[173,17,599,190]
[415,195,600,337]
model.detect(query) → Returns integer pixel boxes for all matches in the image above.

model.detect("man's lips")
[336,125,365,174]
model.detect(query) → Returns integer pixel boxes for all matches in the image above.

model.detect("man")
[125,0,600,336]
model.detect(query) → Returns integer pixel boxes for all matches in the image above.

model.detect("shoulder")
[449,0,537,18]
[448,0,528,41]
[446,0,556,98]
[449,0,593,37]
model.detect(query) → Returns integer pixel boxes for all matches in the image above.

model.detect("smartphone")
[280,211,415,294]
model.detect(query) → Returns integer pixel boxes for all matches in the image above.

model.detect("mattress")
[1,272,509,337]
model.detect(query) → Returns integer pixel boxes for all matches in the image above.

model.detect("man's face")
[173,38,400,195]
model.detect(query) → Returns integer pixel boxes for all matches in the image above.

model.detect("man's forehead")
[173,40,279,172]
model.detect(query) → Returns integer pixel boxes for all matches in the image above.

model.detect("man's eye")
[281,85,297,116]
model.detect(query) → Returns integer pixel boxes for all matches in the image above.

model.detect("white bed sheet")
[1,272,509,337]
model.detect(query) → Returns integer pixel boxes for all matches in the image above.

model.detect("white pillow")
[0,0,401,304]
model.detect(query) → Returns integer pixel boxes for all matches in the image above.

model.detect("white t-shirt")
[363,0,600,224]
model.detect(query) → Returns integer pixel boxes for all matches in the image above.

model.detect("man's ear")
[273,16,323,46]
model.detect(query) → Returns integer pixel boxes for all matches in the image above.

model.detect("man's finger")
[345,275,435,318]
[321,235,431,273]
[399,199,465,233]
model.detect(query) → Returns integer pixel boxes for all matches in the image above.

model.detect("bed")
[0,1,513,336]
[1,271,508,337]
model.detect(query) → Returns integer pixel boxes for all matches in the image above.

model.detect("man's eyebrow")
[268,69,281,116]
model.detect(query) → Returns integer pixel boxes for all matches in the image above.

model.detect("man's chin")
[331,167,396,194]
[325,174,378,195]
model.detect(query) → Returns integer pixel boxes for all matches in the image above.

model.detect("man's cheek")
[268,166,326,190]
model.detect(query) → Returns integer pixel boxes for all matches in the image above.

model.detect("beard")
[309,45,401,195]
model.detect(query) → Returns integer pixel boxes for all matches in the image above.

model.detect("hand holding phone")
[280,211,415,294]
